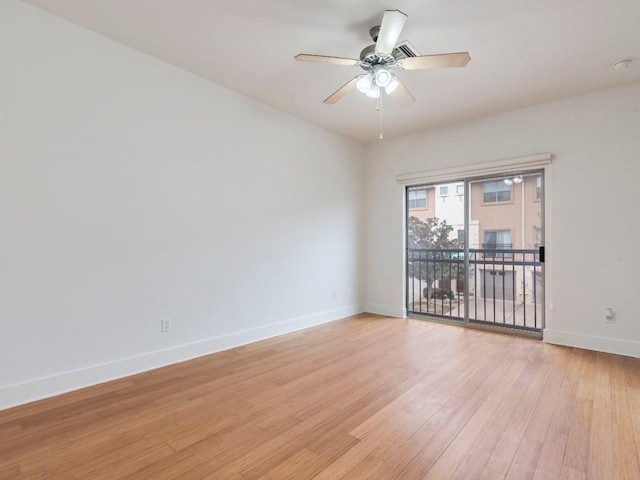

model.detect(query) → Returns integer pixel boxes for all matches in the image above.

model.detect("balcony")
[407,247,542,332]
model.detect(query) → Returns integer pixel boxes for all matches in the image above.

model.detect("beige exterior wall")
[407,186,436,223]
[470,174,542,249]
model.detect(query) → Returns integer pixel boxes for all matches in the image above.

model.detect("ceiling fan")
[295,10,470,106]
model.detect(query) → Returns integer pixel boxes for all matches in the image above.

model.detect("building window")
[536,176,542,200]
[408,188,427,209]
[483,230,512,257]
[535,227,542,247]
[483,181,511,203]
[456,185,464,196]
[457,229,465,243]
[439,186,449,196]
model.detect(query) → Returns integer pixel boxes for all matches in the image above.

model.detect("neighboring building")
[408,174,541,250]
[435,182,464,241]
[433,181,480,248]
[406,186,435,223]
[407,174,542,302]
[468,174,542,303]
[408,182,479,247]
[469,174,542,252]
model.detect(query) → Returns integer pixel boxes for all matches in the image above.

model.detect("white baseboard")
[0,305,363,411]
[543,329,640,358]
[363,303,405,319]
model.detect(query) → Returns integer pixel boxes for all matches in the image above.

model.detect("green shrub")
[423,288,454,300]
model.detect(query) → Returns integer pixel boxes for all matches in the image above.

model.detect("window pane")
[483,181,510,202]
[456,185,464,195]
[497,230,511,244]
[497,190,511,202]
[484,181,509,194]
[408,188,427,209]
[440,186,449,196]
[484,182,497,193]
[484,230,511,246]
[484,231,497,244]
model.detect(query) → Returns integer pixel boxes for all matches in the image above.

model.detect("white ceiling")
[22,0,640,143]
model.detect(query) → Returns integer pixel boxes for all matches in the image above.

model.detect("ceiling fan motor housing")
[369,26,380,42]
[359,44,397,71]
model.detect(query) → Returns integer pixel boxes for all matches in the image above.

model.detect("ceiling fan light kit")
[294,9,471,107]
[356,69,400,98]
[375,67,392,87]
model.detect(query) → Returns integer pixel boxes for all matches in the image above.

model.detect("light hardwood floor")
[1,315,639,479]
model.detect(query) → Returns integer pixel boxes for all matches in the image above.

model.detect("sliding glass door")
[406,182,466,321]
[406,171,544,335]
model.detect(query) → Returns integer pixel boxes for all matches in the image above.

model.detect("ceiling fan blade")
[397,52,471,70]
[388,78,415,107]
[295,54,360,67]
[323,75,364,105]
[375,10,408,55]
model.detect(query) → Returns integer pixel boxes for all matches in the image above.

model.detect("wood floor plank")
[562,399,593,476]
[440,358,527,463]
[485,361,551,474]
[337,454,382,480]
[479,466,506,480]
[533,429,567,479]
[628,387,640,473]
[0,465,20,480]
[424,455,459,480]
[394,455,434,480]
[504,437,542,480]
[451,448,491,480]
[0,315,638,479]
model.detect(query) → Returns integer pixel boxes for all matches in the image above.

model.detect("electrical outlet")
[161,317,172,332]
[605,308,614,323]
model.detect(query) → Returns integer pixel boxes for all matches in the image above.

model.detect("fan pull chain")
[378,92,384,140]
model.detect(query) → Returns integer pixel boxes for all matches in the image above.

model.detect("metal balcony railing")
[407,247,542,332]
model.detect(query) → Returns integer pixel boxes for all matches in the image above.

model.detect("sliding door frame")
[400,154,551,339]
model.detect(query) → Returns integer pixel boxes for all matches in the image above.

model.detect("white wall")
[364,81,640,357]
[434,182,465,226]
[0,1,364,409]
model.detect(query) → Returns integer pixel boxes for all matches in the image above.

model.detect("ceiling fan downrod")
[378,94,383,140]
